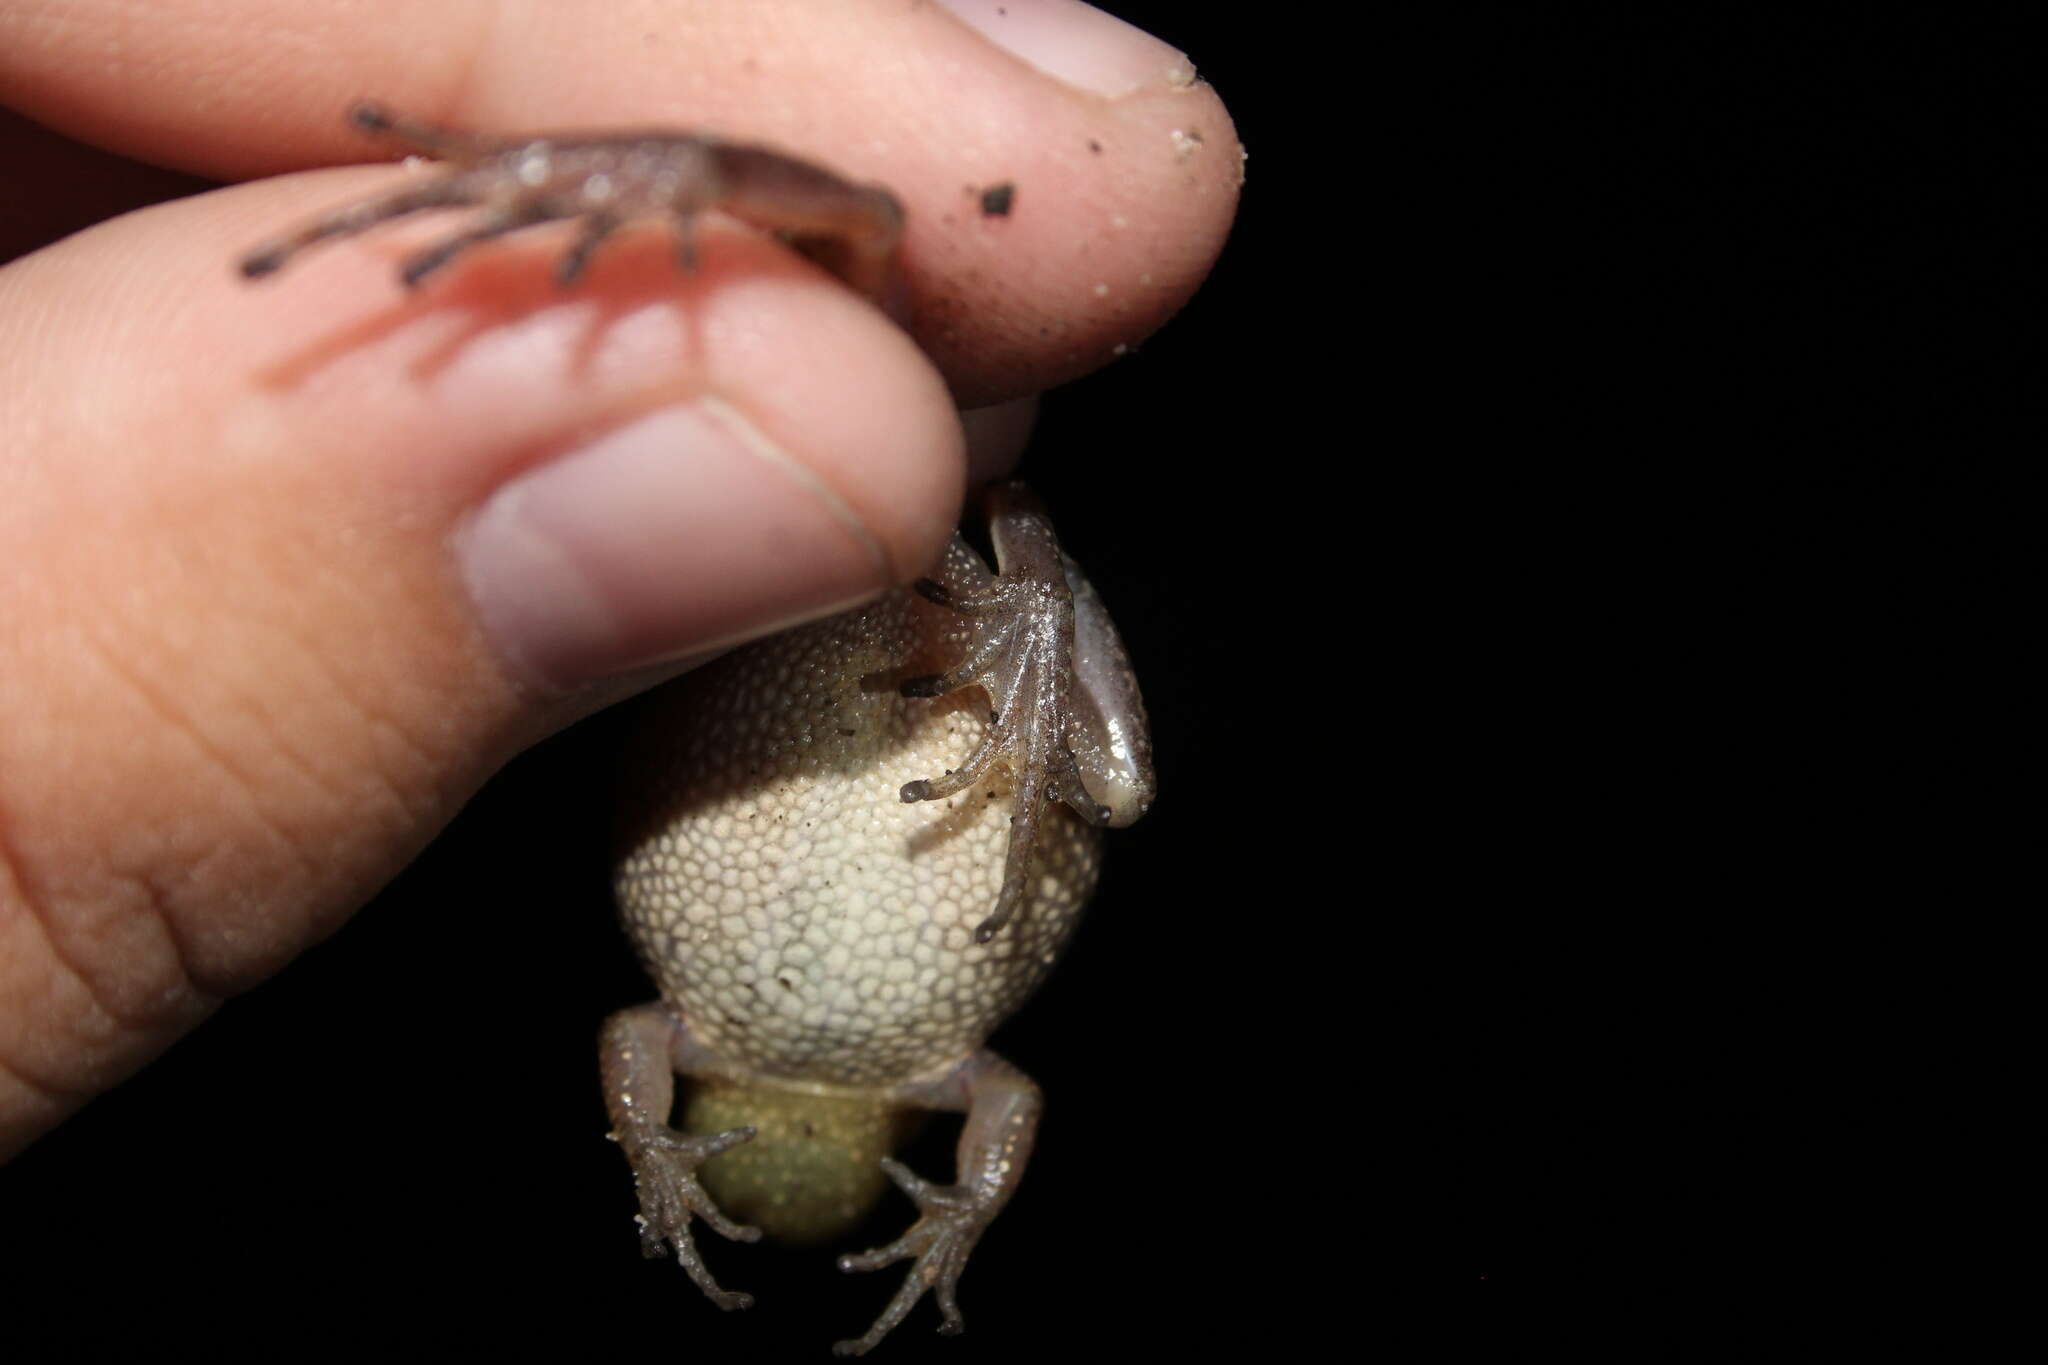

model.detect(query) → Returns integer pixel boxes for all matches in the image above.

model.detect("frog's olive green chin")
[685,1080,923,1246]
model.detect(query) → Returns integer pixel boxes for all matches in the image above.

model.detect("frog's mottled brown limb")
[831,1052,1042,1357]
[598,1004,763,1311]
[897,485,1157,942]
[238,102,904,299]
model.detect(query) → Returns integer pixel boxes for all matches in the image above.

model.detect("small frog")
[240,107,1155,1353]
[606,483,1154,1353]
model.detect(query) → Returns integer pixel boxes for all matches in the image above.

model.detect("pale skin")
[0,0,1236,1294]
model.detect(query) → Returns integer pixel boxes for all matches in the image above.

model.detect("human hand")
[0,0,1239,1158]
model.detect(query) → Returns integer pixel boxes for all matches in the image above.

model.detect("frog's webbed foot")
[599,1004,762,1310]
[830,1158,994,1356]
[832,1052,1042,1355]
[240,104,904,298]
[619,1123,763,1310]
[896,486,1125,943]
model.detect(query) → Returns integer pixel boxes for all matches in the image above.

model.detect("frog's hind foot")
[831,1159,990,1355]
[238,104,904,297]
[895,487,1113,943]
[619,1123,763,1310]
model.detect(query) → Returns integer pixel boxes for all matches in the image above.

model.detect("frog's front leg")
[832,1052,1043,1357]
[598,1004,763,1309]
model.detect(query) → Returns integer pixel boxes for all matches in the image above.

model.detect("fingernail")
[459,401,889,688]
[937,0,1199,99]
[960,398,1039,485]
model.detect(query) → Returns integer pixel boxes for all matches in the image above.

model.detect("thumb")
[0,171,963,1156]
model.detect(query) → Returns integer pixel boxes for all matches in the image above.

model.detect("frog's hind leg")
[896,487,1111,943]
[598,1004,763,1311]
[832,1051,1042,1356]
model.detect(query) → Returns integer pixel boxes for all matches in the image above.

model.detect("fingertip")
[457,396,908,690]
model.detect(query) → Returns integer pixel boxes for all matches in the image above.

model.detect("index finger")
[1,0,1241,404]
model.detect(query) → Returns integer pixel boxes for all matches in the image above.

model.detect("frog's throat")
[683,1078,917,1246]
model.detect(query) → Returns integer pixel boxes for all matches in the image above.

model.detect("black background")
[5,5,2024,1360]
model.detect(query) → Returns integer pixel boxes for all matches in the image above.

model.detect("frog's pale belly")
[614,588,1104,1088]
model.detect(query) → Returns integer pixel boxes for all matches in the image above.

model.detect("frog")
[238,105,1156,1354]
[604,481,1154,1354]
